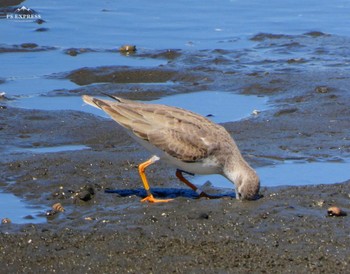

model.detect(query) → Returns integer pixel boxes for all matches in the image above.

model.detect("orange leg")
[138,156,173,203]
[175,169,214,199]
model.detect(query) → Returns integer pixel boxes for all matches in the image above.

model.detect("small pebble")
[199,213,209,219]
[314,200,325,207]
[327,206,347,217]
[77,190,93,201]
[35,18,46,24]
[1,218,11,224]
[46,209,57,216]
[66,49,79,56]
[315,86,330,93]
[287,58,305,64]
[21,43,38,49]
[119,44,136,53]
[35,27,49,32]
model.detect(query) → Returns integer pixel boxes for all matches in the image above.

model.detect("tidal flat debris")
[315,86,330,94]
[64,48,90,56]
[35,18,46,24]
[35,27,49,32]
[75,185,95,202]
[199,213,209,219]
[45,209,57,217]
[119,44,136,54]
[52,202,65,212]
[52,184,96,202]
[327,206,347,217]
[20,43,38,49]
[252,109,261,116]
[1,218,11,224]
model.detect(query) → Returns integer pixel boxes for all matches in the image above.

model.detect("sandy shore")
[1,47,350,272]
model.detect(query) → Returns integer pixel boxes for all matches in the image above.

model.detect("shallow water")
[152,91,267,123]
[2,0,350,49]
[6,144,90,155]
[1,51,165,97]
[193,160,350,189]
[0,192,45,224]
[258,161,350,187]
[12,91,267,123]
[11,95,110,118]
[2,0,350,98]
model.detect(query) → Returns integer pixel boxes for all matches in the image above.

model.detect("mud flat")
[1,44,350,272]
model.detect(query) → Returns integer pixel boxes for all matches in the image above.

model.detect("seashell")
[52,202,65,212]
[1,218,11,224]
[327,206,347,217]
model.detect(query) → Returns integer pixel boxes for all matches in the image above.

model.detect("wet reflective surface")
[1,2,350,273]
[0,192,45,224]
[1,0,350,225]
[12,92,268,123]
[193,160,350,188]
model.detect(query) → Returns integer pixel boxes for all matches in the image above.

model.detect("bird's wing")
[146,127,219,162]
[105,102,223,161]
[82,95,227,162]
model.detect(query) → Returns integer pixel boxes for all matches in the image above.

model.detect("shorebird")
[82,94,260,203]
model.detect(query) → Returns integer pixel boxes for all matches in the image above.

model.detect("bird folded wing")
[91,101,222,162]
[147,128,218,162]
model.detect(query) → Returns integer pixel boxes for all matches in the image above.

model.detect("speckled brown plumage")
[82,95,260,200]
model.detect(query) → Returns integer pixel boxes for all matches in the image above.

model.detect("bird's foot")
[141,195,173,203]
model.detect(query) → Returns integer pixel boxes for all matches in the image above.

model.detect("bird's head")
[236,170,260,200]
[224,161,260,200]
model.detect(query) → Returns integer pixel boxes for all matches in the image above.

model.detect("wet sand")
[1,46,350,272]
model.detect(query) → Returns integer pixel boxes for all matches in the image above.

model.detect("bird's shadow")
[105,187,236,199]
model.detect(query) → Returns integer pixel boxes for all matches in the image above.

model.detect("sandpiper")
[82,94,260,203]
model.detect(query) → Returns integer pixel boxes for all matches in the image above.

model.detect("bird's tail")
[100,92,122,102]
[82,94,136,110]
[81,95,111,109]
